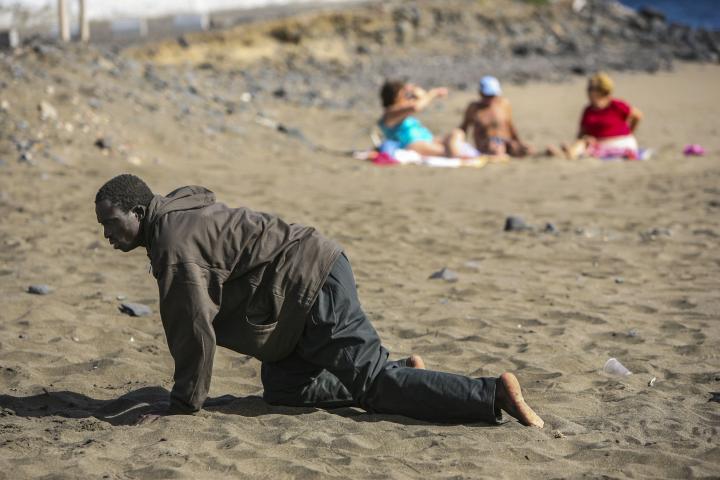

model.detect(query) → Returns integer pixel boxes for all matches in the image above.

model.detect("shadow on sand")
[0,387,461,427]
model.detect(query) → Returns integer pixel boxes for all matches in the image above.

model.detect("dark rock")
[512,44,530,57]
[544,222,558,233]
[638,7,666,24]
[614,277,624,284]
[641,227,672,240]
[119,302,152,317]
[272,87,287,98]
[177,35,190,49]
[277,123,304,139]
[709,392,720,403]
[0,29,19,49]
[94,137,113,150]
[31,42,60,57]
[429,267,459,283]
[504,216,531,232]
[143,65,168,90]
[18,151,34,165]
[270,25,302,44]
[28,284,52,295]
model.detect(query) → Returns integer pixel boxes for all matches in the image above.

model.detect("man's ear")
[132,205,146,221]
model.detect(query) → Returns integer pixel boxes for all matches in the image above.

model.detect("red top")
[580,99,632,139]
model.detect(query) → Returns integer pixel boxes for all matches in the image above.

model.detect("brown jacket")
[144,186,342,413]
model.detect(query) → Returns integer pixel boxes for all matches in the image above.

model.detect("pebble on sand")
[94,137,113,151]
[429,267,459,283]
[119,302,152,317]
[544,222,558,233]
[504,216,531,232]
[27,284,52,295]
[463,260,481,270]
[38,101,57,121]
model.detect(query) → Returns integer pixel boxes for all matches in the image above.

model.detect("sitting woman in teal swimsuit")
[379,80,476,158]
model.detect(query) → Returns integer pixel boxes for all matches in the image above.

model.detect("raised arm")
[156,263,219,415]
[383,86,448,126]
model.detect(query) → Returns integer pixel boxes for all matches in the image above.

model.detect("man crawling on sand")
[95,174,544,427]
[460,76,532,157]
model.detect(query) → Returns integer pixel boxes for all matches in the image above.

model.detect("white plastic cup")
[603,357,632,376]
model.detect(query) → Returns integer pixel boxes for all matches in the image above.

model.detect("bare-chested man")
[460,76,532,157]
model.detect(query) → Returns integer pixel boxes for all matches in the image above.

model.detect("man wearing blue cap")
[460,76,532,157]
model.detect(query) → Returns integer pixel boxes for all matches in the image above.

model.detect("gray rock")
[429,267,459,283]
[119,302,152,317]
[28,284,52,295]
[504,216,531,232]
[641,227,672,241]
[87,97,102,110]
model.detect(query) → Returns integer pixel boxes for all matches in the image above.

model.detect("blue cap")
[479,76,502,96]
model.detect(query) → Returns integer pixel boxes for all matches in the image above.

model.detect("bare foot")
[495,372,544,428]
[405,354,426,369]
[543,145,563,157]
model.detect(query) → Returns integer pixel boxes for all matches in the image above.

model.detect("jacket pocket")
[245,289,283,333]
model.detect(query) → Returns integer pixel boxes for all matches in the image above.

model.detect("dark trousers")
[261,254,501,423]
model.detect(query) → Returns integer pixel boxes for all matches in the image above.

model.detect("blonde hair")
[588,72,614,96]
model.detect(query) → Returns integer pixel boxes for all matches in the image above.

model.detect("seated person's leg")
[442,128,471,158]
[405,140,448,157]
[507,140,533,157]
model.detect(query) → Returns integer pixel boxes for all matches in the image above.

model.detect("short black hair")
[95,174,153,213]
[380,79,405,108]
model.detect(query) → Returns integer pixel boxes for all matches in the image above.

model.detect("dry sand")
[0,50,719,479]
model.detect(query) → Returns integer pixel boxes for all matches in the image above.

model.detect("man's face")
[95,199,143,252]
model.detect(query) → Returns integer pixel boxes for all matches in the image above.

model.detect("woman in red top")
[564,72,643,159]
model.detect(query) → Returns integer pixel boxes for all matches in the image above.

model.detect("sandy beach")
[1,2,719,477]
